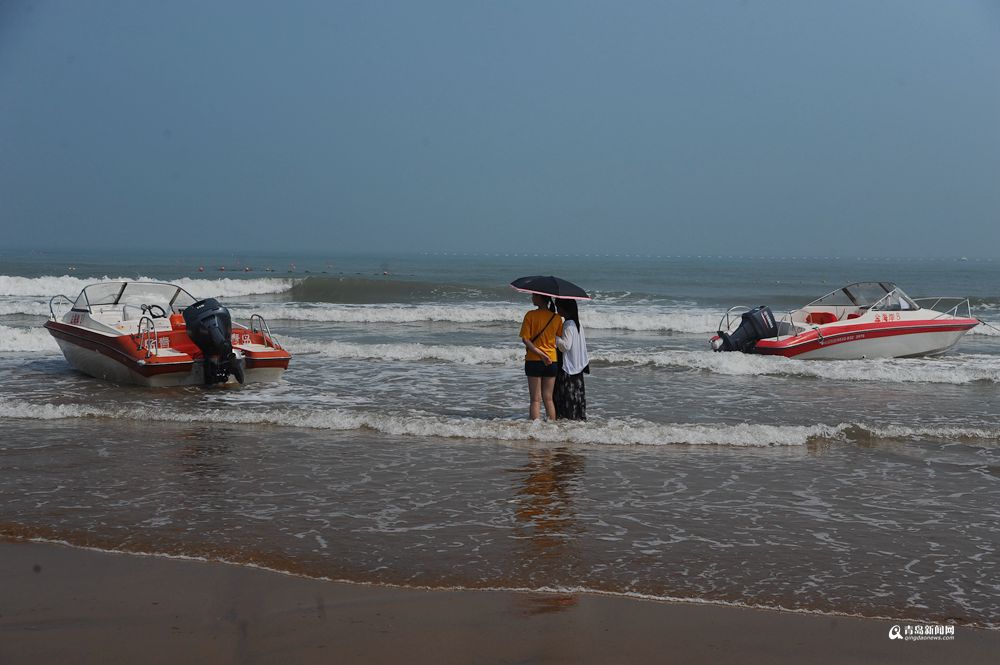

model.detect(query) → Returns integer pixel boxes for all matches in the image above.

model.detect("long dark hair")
[555,298,580,330]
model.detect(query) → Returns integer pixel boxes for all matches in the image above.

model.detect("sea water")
[1,250,999,626]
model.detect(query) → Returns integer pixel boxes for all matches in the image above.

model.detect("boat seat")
[846,313,862,320]
[805,311,838,325]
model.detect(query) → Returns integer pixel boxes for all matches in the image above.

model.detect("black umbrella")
[510,275,591,300]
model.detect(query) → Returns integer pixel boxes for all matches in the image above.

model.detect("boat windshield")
[807,282,919,311]
[72,282,198,313]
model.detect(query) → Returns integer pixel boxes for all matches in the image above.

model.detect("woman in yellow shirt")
[519,294,563,420]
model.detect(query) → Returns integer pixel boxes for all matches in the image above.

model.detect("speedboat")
[710,282,979,360]
[44,281,291,386]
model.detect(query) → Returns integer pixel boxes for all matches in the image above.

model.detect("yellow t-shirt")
[519,309,563,362]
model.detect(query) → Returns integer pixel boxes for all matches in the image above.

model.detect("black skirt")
[554,371,586,420]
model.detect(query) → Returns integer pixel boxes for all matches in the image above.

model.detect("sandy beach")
[1,539,995,665]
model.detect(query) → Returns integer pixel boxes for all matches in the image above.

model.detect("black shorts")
[525,360,558,378]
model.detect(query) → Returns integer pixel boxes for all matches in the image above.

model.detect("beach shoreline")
[1,539,995,665]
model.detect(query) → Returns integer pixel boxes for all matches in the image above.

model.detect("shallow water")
[2,252,999,626]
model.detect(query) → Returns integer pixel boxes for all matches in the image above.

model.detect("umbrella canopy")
[510,275,591,300]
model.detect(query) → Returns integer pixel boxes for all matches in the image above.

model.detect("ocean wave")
[5,319,996,384]
[283,338,1000,383]
[0,301,52,317]
[0,398,840,446]
[601,349,1000,384]
[0,274,295,298]
[289,276,514,303]
[3,398,1000,446]
[286,338,519,365]
[973,321,1000,336]
[239,302,1000,336]
[234,304,529,325]
[235,304,718,333]
[0,325,59,353]
[287,277,683,307]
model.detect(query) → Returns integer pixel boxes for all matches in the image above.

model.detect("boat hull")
[753,323,977,360]
[46,321,289,387]
[712,282,980,361]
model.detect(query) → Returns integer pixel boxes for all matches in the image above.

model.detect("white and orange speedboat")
[711,282,980,360]
[45,281,290,386]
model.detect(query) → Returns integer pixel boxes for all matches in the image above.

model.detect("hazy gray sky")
[2,1,998,256]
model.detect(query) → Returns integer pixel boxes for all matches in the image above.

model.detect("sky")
[1,1,999,256]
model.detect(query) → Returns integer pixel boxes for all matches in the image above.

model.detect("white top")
[555,320,589,376]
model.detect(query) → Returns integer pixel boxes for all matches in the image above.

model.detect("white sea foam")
[0,301,52,317]
[284,337,1000,384]
[972,322,1000,336]
[3,398,1000,446]
[0,325,59,353]
[0,274,294,298]
[233,304,529,325]
[0,398,845,446]
[241,302,1000,336]
[286,338,520,365]
[3,315,995,384]
[4,276,992,337]
[600,349,1000,384]
[235,303,719,333]
[10,537,995,629]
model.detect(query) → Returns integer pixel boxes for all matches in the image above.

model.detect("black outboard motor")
[714,305,778,353]
[182,298,245,385]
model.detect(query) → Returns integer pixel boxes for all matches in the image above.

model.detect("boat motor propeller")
[715,305,778,353]
[182,298,245,385]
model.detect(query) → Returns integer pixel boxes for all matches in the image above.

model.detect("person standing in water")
[519,293,563,421]
[554,298,589,420]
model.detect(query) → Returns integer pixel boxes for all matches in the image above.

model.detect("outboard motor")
[182,298,245,385]
[713,305,778,353]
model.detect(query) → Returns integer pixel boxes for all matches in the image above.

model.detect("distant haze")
[1,1,998,257]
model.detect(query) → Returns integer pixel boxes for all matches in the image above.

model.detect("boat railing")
[717,306,752,334]
[48,294,74,320]
[912,297,972,320]
[775,310,807,339]
[135,316,158,358]
[719,306,800,341]
[249,313,282,349]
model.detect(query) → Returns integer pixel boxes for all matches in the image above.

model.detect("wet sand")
[2,541,996,664]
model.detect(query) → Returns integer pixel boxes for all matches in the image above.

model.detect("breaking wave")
[235,304,719,333]
[601,349,1000,384]
[0,325,59,353]
[289,276,513,303]
[0,398,841,446]
[0,301,52,317]
[238,303,1000,336]
[0,275,294,298]
[3,320,997,385]
[3,398,1000,447]
[283,338,1000,383]
[286,338,519,365]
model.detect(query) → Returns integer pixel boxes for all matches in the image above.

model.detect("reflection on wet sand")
[513,447,585,614]
[177,428,234,480]
[518,593,580,616]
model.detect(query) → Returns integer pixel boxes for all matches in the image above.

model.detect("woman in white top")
[553,298,589,420]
